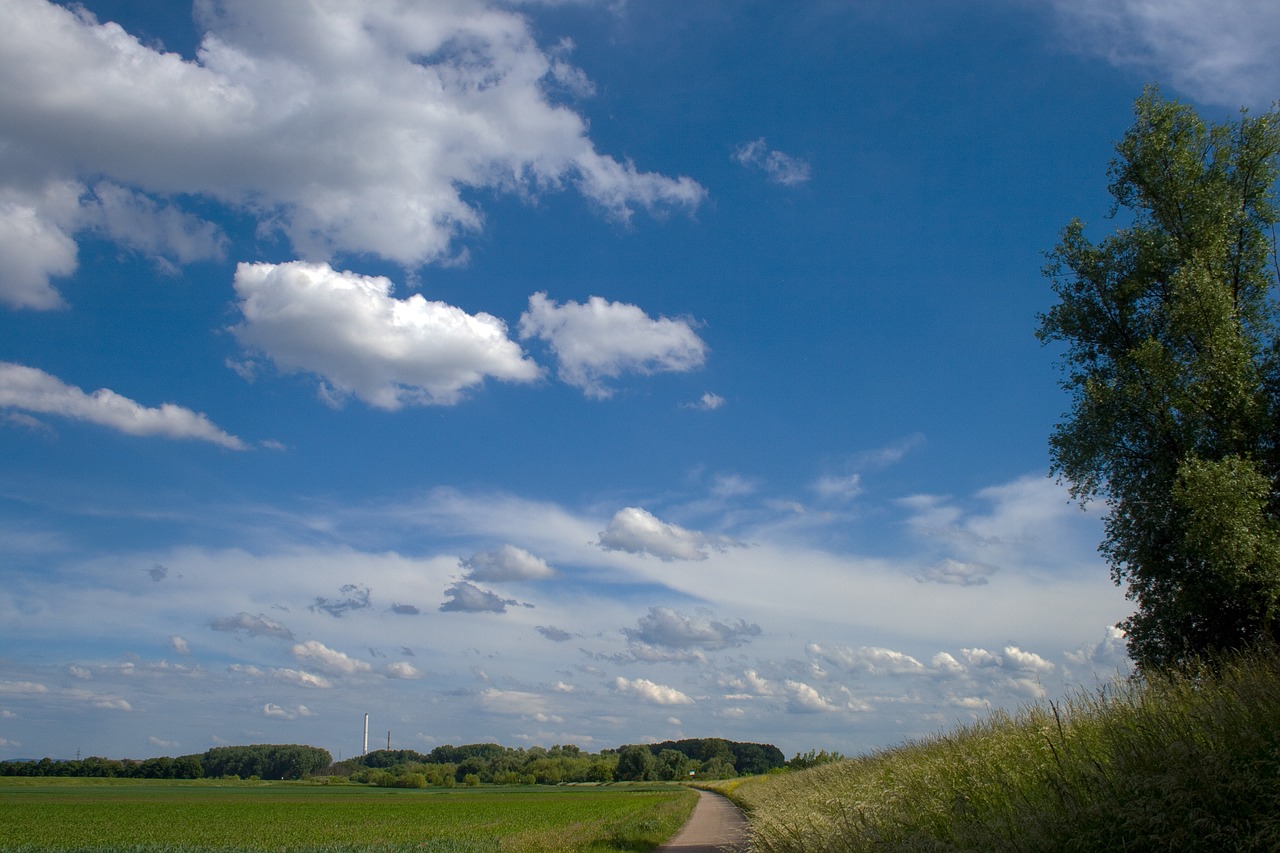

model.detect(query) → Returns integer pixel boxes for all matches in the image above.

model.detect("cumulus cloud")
[263,703,313,720]
[383,661,421,679]
[209,612,294,640]
[624,607,760,651]
[0,362,246,448]
[784,680,838,713]
[310,583,372,618]
[290,640,372,676]
[390,603,421,616]
[68,690,132,711]
[732,138,811,185]
[519,293,707,398]
[269,668,333,689]
[0,681,49,695]
[1051,0,1280,108]
[0,0,703,307]
[613,676,693,706]
[806,643,927,676]
[1064,626,1132,674]
[537,625,573,642]
[440,580,525,613]
[461,544,555,582]
[169,636,190,656]
[232,262,541,409]
[597,507,720,561]
[0,182,79,309]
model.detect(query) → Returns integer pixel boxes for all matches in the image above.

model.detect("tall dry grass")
[726,648,1280,851]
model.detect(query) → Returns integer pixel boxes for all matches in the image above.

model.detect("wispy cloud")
[0,362,246,449]
[732,138,811,185]
[1050,0,1280,107]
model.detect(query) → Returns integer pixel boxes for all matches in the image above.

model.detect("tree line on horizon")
[0,737,788,785]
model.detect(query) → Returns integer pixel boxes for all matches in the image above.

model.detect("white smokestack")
[363,713,369,756]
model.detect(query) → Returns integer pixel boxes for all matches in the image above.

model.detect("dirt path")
[656,788,751,852]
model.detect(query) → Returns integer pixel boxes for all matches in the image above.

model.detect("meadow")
[708,648,1280,852]
[0,779,697,853]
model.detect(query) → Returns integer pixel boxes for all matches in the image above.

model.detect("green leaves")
[1040,87,1280,670]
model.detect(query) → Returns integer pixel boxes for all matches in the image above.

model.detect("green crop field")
[0,778,698,852]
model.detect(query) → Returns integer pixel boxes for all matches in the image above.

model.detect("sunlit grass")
[0,780,696,852]
[718,648,1280,852]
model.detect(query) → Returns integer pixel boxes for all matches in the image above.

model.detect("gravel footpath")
[656,788,751,852]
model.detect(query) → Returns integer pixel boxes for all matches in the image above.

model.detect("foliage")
[3,737,783,788]
[0,779,698,853]
[725,647,1280,852]
[200,744,332,781]
[1039,85,1280,670]
[624,738,786,779]
[0,755,204,780]
[787,749,847,770]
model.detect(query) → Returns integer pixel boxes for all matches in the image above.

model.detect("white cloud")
[0,681,48,695]
[461,544,555,582]
[624,607,760,650]
[231,261,540,409]
[784,680,837,713]
[440,580,522,613]
[1051,0,1280,108]
[290,640,372,676]
[78,182,226,267]
[597,507,717,561]
[1003,645,1056,674]
[169,636,191,656]
[613,676,693,706]
[263,703,313,720]
[383,661,421,679]
[149,736,179,749]
[0,183,78,309]
[270,668,333,689]
[519,293,708,398]
[0,362,246,449]
[0,0,703,305]
[481,688,552,717]
[732,138,811,185]
[210,612,294,640]
[917,558,997,587]
[813,472,862,501]
[806,643,926,676]
[685,392,725,411]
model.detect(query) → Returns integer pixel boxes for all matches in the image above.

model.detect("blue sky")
[2,0,1278,762]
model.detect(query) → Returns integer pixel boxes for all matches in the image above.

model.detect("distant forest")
[0,737,787,785]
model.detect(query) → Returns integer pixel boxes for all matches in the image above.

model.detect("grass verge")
[723,648,1280,852]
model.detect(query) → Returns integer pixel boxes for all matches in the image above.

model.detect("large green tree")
[1039,86,1280,671]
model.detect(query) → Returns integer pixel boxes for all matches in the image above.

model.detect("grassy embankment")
[710,649,1280,851]
[0,780,697,853]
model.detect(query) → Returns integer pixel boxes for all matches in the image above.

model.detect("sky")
[2,0,1278,763]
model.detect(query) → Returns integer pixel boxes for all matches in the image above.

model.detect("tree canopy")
[1039,86,1280,670]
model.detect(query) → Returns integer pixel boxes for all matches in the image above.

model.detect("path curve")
[656,788,751,852]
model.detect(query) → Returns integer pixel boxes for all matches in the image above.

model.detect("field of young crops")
[0,778,698,852]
